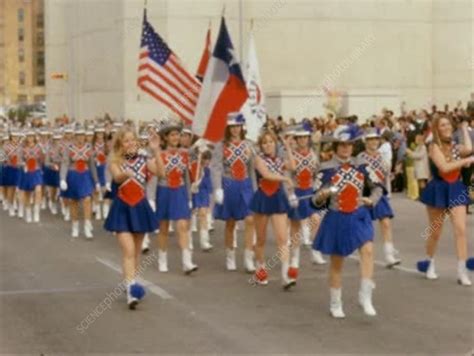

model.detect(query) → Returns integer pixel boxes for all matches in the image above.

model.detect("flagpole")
[221,4,226,17]
[238,0,243,63]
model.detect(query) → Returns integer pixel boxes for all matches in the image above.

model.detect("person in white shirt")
[378,131,393,196]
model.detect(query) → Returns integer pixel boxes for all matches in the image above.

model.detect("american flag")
[137,10,201,124]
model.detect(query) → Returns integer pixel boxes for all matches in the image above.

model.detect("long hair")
[224,125,245,144]
[108,128,138,166]
[257,130,278,153]
[431,116,454,160]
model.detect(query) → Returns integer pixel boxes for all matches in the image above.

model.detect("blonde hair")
[431,116,454,160]
[109,128,138,166]
[257,130,278,152]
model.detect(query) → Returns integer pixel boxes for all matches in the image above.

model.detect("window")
[37,70,45,86]
[18,28,24,42]
[36,32,44,46]
[18,8,24,22]
[19,47,24,62]
[37,51,44,67]
[17,95,27,104]
[37,14,44,28]
[19,71,25,86]
[34,95,45,103]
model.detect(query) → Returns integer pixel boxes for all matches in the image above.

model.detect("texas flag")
[192,17,248,143]
[195,27,211,82]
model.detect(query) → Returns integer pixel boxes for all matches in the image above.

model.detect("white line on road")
[348,255,420,274]
[0,285,115,296]
[95,256,174,300]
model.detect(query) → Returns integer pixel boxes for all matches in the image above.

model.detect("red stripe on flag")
[168,56,200,91]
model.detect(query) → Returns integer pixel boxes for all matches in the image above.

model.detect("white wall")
[45,0,473,122]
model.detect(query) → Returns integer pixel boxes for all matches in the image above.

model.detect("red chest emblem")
[260,179,280,196]
[118,180,145,207]
[75,160,87,172]
[167,168,182,188]
[10,155,18,166]
[440,170,460,183]
[297,169,312,190]
[26,158,37,172]
[331,163,364,213]
[224,143,249,181]
[97,153,107,165]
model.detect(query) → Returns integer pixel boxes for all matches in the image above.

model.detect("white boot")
[207,212,214,231]
[188,231,194,250]
[302,223,311,246]
[191,212,197,232]
[426,258,438,280]
[95,203,102,220]
[141,234,151,253]
[226,248,237,271]
[18,202,24,218]
[199,229,213,251]
[41,196,47,210]
[384,242,401,268]
[244,249,256,273]
[102,203,110,219]
[25,207,32,223]
[64,206,70,221]
[126,280,139,310]
[330,288,345,318]
[71,221,79,238]
[84,220,94,239]
[311,250,327,265]
[158,250,168,272]
[282,261,296,290]
[2,199,8,211]
[169,222,174,232]
[8,203,15,217]
[50,201,58,215]
[290,245,300,269]
[457,260,472,286]
[358,279,377,316]
[233,229,238,248]
[182,248,198,275]
[33,204,40,223]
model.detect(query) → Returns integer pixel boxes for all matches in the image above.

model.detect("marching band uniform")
[93,127,108,220]
[60,127,98,238]
[3,132,22,216]
[418,142,473,284]
[356,129,401,268]
[104,153,157,233]
[43,133,63,215]
[18,132,44,223]
[155,122,197,274]
[312,126,383,317]
[211,113,256,271]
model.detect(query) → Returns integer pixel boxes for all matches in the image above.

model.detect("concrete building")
[44,0,473,122]
[0,0,46,107]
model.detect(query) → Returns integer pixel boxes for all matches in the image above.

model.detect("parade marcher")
[43,131,63,215]
[3,131,22,217]
[60,125,99,238]
[104,127,158,309]
[93,125,108,220]
[312,125,383,318]
[190,145,213,251]
[59,125,75,221]
[153,120,198,274]
[38,128,51,210]
[250,130,297,289]
[417,117,474,286]
[18,129,44,223]
[211,113,257,272]
[357,128,402,267]
[288,124,326,279]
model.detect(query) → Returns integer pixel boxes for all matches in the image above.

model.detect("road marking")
[0,285,115,296]
[95,257,174,300]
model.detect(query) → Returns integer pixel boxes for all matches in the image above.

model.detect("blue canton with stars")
[140,10,172,66]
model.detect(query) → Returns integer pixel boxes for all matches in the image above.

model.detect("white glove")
[188,201,193,209]
[105,182,112,192]
[190,182,199,194]
[60,180,68,191]
[288,193,299,208]
[214,188,224,205]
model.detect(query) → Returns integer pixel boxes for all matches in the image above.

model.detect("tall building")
[0,0,45,108]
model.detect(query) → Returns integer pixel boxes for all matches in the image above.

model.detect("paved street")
[0,194,473,354]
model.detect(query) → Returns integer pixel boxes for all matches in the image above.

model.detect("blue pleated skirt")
[288,187,316,220]
[63,170,94,200]
[214,177,254,220]
[313,207,374,256]
[43,166,60,187]
[370,195,394,220]
[192,172,212,209]
[104,197,158,233]
[250,187,290,215]
[97,164,107,187]
[2,165,21,187]
[155,185,191,221]
[420,178,470,208]
[19,169,43,191]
